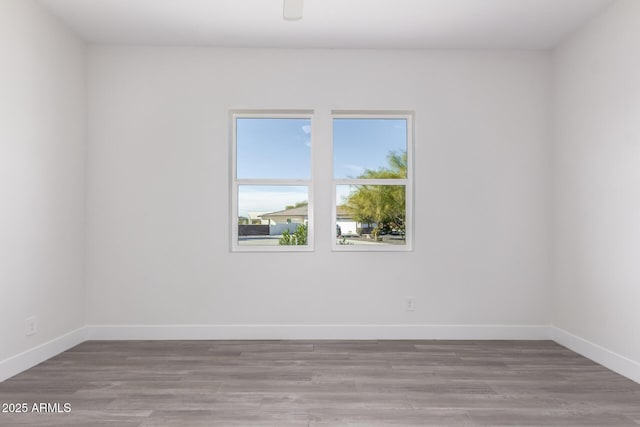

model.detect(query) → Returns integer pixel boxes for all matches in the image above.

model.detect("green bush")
[279,224,308,245]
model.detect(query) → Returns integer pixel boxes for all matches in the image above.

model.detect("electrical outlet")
[405,297,415,312]
[25,316,37,336]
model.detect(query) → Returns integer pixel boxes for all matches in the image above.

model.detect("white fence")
[269,223,302,236]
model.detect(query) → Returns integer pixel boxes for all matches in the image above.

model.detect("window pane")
[237,118,311,179]
[336,184,406,246]
[333,118,407,179]
[238,185,309,246]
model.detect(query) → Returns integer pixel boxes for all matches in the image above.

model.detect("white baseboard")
[0,326,87,383]
[551,326,640,384]
[85,324,551,340]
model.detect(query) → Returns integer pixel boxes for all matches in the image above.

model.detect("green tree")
[344,150,406,239]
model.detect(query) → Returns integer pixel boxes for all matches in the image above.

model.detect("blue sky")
[333,118,407,179]
[236,118,311,179]
[236,117,407,216]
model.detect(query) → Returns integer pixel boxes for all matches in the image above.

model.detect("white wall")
[0,0,86,364]
[554,0,640,366]
[86,47,552,332]
[1,0,638,383]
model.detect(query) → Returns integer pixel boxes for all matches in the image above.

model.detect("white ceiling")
[39,0,615,49]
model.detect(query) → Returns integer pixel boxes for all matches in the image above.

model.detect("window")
[332,112,413,251]
[231,112,313,251]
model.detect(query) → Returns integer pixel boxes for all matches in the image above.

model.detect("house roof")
[260,206,308,218]
[259,205,353,218]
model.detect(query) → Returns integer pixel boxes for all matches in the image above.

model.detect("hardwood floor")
[0,340,639,426]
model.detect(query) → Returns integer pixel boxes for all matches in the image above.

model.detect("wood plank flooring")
[0,340,639,426]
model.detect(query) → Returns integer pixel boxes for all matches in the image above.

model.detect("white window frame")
[230,110,314,252]
[331,111,414,252]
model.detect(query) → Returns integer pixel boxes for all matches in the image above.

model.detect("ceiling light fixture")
[283,0,303,21]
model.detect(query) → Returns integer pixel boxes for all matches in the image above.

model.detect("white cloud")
[300,125,312,147]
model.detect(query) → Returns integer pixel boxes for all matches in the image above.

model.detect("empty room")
[1,0,639,425]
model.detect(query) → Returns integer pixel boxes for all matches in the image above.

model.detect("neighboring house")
[259,206,308,225]
[247,212,270,225]
[258,205,366,236]
[259,206,308,236]
[336,205,359,236]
